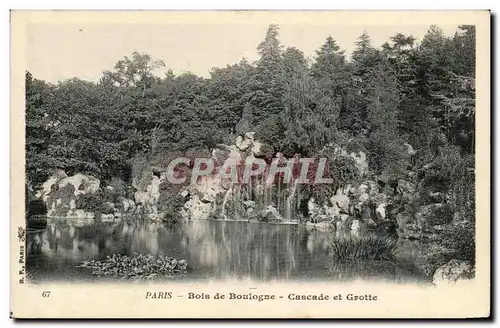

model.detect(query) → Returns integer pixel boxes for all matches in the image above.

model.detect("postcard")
[10,10,490,319]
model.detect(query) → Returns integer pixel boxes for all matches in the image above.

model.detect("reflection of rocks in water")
[29,221,112,262]
[27,232,43,255]
[204,222,324,279]
[130,222,160,255]
[28,219,342,282]
[306,232,330,255]
[154,220,331,280]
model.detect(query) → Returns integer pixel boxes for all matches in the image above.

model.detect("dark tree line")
[26,24,475,191]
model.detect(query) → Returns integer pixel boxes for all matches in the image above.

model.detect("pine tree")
[344,32,379,135]
[311,36,349,139]
[252,24,285,122]
[280,47,316,154]
[235,103,254,136]
[311,36,347,81]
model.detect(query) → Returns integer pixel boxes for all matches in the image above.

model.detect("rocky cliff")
[30,133,474,284]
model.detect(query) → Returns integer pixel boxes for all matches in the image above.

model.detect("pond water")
[26,218,428,284]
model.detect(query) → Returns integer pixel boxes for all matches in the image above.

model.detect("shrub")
[158,191,185,222]
[422,203,454,227]
[449,153,474,222]
[334,133,368,156]
[419,144,470,197]
[301,144,362,205]
[441,220,475,265]
[130,153,154,190]
[26,199,47,217]
[329,235,398,261]
[76,190,110,213]
[365,133,410,177]
[254,115,286,151]
[419,244,457,277]
[222,132,238,146]
[417,145,475,268]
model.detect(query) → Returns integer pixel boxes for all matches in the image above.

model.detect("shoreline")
[32,215,326,228]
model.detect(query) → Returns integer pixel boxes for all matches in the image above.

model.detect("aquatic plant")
[78,253,188,279]
[328,235,398,261]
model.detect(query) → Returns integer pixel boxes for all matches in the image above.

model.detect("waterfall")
[220,188,232,220]
[285,179,298,222]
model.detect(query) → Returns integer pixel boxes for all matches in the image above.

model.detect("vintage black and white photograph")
[11,10,490,319]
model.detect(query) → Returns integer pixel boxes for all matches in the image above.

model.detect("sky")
[26,22,461,83]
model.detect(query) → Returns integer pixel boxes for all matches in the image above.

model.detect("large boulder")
[397,179,415,195]
[235,135,253,151]
[330,194,350,214]
[351,219,361,232]
[117,197,136,214]
[182,194,215,220]
[181,172,228,220]
[234,131,273,158]
[42,172,100,218]
[59,174,100,197]
[375,203,386,220]
[197,177,221,203]
[403,142,417,156]
[243,200,256,209]
[433,259,475,285]
[260,205,283,222]
[35,169,68,202]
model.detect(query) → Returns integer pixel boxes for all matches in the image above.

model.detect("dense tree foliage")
[26,24,475,191]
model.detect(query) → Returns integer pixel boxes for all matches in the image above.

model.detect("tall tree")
[382,33,417,96]
[25,71,56,185]
[280,47,316,154]
[451,25,475,76]
[252,24,285,122]
[207,59,256,134]
[344,32,379,135]
[311,36,349,142]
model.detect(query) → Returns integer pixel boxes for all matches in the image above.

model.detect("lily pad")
[77,253,188,279]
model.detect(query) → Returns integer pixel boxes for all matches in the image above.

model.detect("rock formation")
[433,259,475,285]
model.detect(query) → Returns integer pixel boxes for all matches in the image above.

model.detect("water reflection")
[26,219,426,283]
[27,219,332,282]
